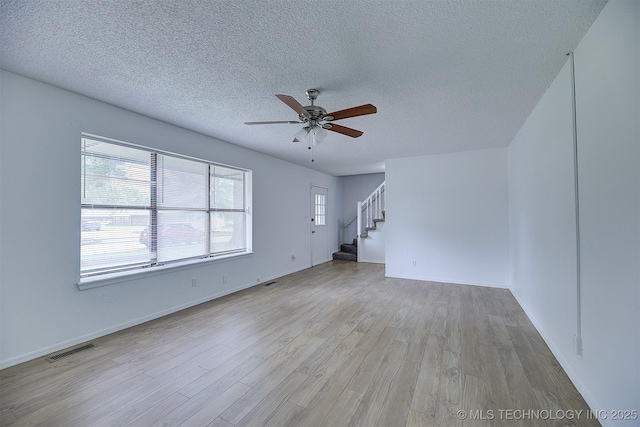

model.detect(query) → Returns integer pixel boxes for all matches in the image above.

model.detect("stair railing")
[342,214,358,243]
[357,181,385,238]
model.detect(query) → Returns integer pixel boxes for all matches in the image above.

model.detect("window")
[81,135,251,278]
[314,193,326,226]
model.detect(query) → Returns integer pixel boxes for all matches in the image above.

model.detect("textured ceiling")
[0,0,606,176]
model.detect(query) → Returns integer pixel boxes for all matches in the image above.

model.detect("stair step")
[340,243,357,255]
[332,251,357,262]
[373,218,385,224]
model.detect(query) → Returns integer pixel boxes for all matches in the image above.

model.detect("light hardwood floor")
[1,262,599,427]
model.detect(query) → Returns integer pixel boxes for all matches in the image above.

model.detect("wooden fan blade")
[244,120,300,125]
[324,104,376,121]
[326,123,364,138]
[275,94,311,118]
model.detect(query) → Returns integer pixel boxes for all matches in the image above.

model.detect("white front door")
[310,185,329,266]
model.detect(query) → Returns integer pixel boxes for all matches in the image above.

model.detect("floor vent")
[46,343,96,362]
[263,281,277,287]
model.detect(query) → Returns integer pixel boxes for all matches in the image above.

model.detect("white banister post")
[373,190,378,220]
[357,201,362,239]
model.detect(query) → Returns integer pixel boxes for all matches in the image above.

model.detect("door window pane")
[315,194,326,226]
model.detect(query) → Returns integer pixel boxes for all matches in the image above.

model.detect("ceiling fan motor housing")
[299,89,326,124]
[299,105,327,124]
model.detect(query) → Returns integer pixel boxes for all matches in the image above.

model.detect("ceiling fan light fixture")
[312,125,327,144]
[294,126,310,142]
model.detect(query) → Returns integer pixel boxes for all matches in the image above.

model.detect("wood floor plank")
[440,286,458,351]
[206,417,234,427]
[158,381,250,427]
[319,388,364,427]
[501,362,546,427]
[406,408,435,427]
[78,366,209,427]
[0,262,597,427]
[288,331,363,407]
[487,314,522,367]
[179,354,265,399]
[238,332,325,388]
[435,350,462,427]
[344,326,398,394]
[22,373,153,426]
[475,343,515,411]
[289,344,379,426]
[376,359,420,427]
[459,374,493,427]
[0,408,17,426]
[534,353,596,425]
[261,401,305,427]
[177,380,252,427]
[411,333,445,419]
[124,392,189,427]
[221,331,325,425]
[405,286,438,363]
[506,325,555,392]
[295,325,362,376]
[348,341,409,427]
[532,387,578,426]
[234,371,309,427]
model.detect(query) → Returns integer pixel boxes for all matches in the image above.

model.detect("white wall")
[359,221,385,264]
[386,148,509,287]
[508,0,639,422]
[508,59,579,369]
[339,172,385,243]
[0,71,340,368]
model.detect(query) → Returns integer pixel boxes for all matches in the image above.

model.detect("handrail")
[344,215,358,229]
[341,214,359,244]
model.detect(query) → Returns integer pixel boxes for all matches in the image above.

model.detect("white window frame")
[79,133,252,289]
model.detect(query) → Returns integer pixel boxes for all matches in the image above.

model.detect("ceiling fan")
[244,89,377,145]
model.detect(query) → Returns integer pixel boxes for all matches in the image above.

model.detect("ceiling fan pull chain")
[308,135,314,162]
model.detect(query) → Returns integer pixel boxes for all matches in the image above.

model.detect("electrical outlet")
[291,254,296,261]
[191,278,197,287]
[411,260,417,267]
[222,275,228,284]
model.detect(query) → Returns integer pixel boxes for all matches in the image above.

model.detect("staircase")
[360,210,385,238]
[333,181,386,262]
[332,238,358,261]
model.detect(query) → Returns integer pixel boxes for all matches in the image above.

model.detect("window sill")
[78,251,253,290]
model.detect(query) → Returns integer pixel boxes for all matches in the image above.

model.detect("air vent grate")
[45,343,96,362]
